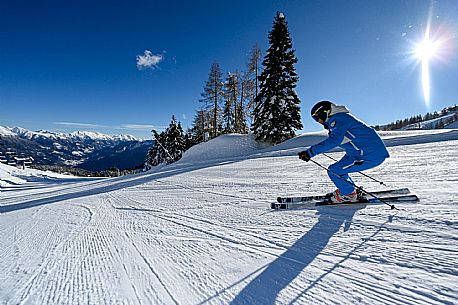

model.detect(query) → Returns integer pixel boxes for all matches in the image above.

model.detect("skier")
[298,101,389,203]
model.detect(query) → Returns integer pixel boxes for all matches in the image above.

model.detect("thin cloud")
[54,122,168,134]
[54,122,105,128]
[136,50,163,70]
[119,124,167,131]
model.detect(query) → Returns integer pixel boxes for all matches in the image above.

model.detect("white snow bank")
[0,163,27,187]
[377,129,451,139]
[0,163,76,187]
[179,134,266,164]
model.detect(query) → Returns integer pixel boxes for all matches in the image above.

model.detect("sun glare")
[413,25,441,107]
[415,38,439,61]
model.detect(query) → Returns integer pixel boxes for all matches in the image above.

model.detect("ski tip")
[271,202,287,210]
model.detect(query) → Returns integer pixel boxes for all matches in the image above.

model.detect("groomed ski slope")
[1,130,457,305]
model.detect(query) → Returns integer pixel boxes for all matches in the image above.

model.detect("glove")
[298,150,312,162]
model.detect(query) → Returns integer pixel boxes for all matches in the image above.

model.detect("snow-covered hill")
[1,129,457,305]
[400,113,458,130]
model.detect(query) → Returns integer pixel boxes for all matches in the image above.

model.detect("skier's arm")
[307,117,350,157]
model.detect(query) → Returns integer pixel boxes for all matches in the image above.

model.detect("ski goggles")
[311,113,321,122]
[311,107,329,122]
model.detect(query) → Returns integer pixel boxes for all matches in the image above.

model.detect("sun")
[413,26,441,107]
[415,37,439,61]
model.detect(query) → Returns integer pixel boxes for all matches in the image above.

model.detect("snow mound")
[179,134,264,164]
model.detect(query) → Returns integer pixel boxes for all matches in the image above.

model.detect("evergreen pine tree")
[184,129,193,150]
[235,98,248,134]
[238,71,252,127]
[145,129,167,168]
[222,72,239,133]
[246,43,262,118]
[190,109,209,144]
[252,12,302,144]
[200,62,224,139]
[165,115,187,164]
[245,43,262,112]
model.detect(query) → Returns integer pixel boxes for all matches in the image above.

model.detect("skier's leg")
[328,155,356,195]
[328,155,386,195]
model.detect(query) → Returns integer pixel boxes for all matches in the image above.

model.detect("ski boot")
[328,189,359,203]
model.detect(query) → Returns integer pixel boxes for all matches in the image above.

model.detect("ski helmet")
[311,101,333,123]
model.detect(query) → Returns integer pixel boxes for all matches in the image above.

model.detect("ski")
[271,194,419,210]
[277,188,410,203]
[315,194,419,206]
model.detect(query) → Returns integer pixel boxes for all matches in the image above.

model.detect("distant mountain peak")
[1,126,138,142]
[0,125,149,171]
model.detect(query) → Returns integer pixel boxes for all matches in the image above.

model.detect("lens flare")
[414,26,440,107]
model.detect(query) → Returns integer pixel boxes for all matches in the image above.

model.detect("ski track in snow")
[0,138,457,305]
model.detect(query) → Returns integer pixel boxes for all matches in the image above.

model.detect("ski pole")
[308,158,397,210]
[322,153,386,186]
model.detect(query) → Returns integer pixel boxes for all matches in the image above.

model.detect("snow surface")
[1,130,457,305]
[0,163,88,187]
[446,120,458,129]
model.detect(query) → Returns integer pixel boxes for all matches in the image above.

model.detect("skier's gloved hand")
[298,150,312,162]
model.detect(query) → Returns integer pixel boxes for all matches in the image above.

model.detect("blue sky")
[1,0,457,139]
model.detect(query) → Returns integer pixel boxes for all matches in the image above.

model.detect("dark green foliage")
[146,116,187,168]
[190,110,210,144]
[165,116,187,164]
[252,12,302,144]
[146,130,167,168]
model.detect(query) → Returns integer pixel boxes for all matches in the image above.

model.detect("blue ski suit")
[306,105,389,195]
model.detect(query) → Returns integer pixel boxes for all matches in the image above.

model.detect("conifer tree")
[222,99,234,133]
[252,12,302,144]
[164,115,187,164]
[145,129,167,168]
[222,72,238,133]
[235,99,248,134]
[246,43,262,117]
[200,62,224,138]
[145,116,187,168]
[190,109,209,144]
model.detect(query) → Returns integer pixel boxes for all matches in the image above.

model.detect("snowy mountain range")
[0,126,152,171]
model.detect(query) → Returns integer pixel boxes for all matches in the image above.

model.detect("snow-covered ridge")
[0,126,16,137]
[0,126,138,142]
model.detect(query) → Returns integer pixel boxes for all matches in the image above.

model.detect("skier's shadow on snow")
[229,205,363,305]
